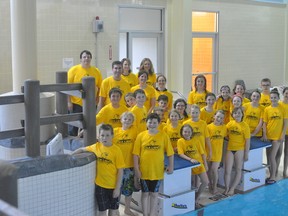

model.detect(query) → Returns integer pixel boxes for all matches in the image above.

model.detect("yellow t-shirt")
[183,119,209,154]
[163,123,182,149]
[226,120,250,151]
[187,90,208,108]
[279,101,288,135]
[263,105,287,140]
[243,97,250,104]
[243,103,264,137]
[136,72,157,86]
[113,126,138,168]
[131,85,156,111]
[260,93,271,108]
[207,123,227,162]
[121,73,138,88]
[214,97,231,124]
[99,76,131,106]
[96,104,128,128]
[147,73,157,86]
[130,105,147,133]
[133,131,174,180]
[158,122,166,132]
[177,137,206,175]
[155,88,173,110]
[200,107,216,125]
[86,142,125,189]
[68,64,102,106]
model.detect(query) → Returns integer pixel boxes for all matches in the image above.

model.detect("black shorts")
[140,179,162,192]
[95,185,119,211]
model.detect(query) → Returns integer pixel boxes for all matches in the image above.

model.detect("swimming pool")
[183,179,288,216]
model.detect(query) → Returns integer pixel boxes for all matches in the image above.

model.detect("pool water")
[183,179,288,216]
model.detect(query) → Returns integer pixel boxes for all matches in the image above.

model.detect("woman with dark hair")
[187,75,209,109]
[168,98,189,125]
[155,74,173,110]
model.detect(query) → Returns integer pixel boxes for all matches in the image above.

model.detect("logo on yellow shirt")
[211,130,223,140]
[185,145,197,156]
[197,101,206,107]
[230,126,241,136]
[144,140,160,150]
[271,112,281,120]
[110,114,121,124]
[170,132,180,142]
[192,127,201,137]
[117,134,132,144]
[97,152,113,164]
[246,112,258,120]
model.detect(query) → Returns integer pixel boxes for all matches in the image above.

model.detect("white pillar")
[10,0,37,93]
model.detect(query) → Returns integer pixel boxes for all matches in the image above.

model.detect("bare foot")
[209,184,213,194]
[195,203,203,209]
[212,187,219,195]
[124,209,137,216]
[227,189,235,196]
[223,188,229,195]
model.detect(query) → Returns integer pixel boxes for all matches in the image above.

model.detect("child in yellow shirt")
[214,85,231,124]
[114,112,138,216]
[96,88,128,128]
[177,124,209,204]
[157,94,170,122]
[224,107,250,195]
[130,89,147,133]
[73,124,125,216]
[133,113,174,216]
[200,92,216,124]
[207,110,227,194]
[259,78,272,108]
[163,109,182,152]
[124,92,136,109]
[183,104,212,160]
[262,88,288,184]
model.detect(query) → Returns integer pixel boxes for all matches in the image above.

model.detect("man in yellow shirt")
[67,50,102,136]
[97,61,131,112]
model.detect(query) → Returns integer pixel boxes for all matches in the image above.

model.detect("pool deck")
[118,150,287,216]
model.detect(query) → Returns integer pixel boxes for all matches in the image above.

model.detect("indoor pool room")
[1,0,288,216]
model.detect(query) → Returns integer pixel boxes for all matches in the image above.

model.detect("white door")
[118,6,164,75]
[127,33,163,74]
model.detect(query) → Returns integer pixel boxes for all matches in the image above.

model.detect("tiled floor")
[118,150,286,216]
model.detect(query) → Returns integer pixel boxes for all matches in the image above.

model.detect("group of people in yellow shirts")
[70,50,288,215]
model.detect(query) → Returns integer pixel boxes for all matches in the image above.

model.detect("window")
[192,11,218,92]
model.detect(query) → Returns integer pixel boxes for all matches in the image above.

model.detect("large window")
[192,11,218,92]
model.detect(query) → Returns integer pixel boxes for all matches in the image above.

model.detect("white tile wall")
[18,161,96,216]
